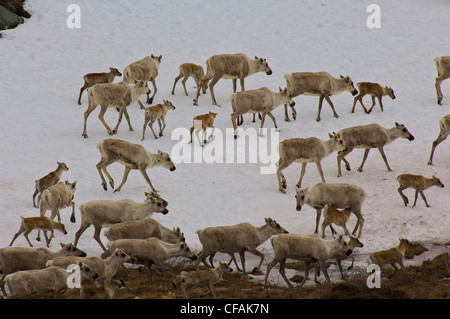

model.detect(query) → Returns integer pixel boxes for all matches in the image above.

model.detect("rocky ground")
[0,0,31,36]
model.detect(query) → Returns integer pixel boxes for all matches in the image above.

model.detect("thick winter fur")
[284,72,358,122]
[102,238,197,281]
[194,218,288,276]
[193,53,272,106]
[123,54,162,104]
[295,182,366,237]
[264,234,351,288]
[39,180,77,237]
[434,56,450,104]
[230,87,295,138]
[74,192,169,251]
[96,138,176,192]
[82,81,150,138]
[32,161,68,208]
[104,218,184,243]
[336,122,415,177]
[0,243,86,295]
[277,133,346,193]
[78,67,122,105]
[3,262,98,299]
[46,248,136,283]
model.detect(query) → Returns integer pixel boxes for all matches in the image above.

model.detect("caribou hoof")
[102,183,107,191]
[251,267,260,275]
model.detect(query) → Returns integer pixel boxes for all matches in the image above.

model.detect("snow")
[0,0,449,287]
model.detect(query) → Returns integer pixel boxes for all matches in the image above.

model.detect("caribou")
[336,122,415,177]
[283,72,358,122]
[123,54,162,104]
[193,53,272,106]
[427,114,450,165]
[434,56,450,105]
[96,138,176,193]
[276,133,346,193]
[295,182,366,237]
[230,87,295,138]
[351,82,395,114]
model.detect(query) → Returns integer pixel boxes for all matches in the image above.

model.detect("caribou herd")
[1,52,449,299]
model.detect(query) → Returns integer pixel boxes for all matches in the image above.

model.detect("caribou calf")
[351,82,395,114]
[9,216,67,248]
[32,161,69,208]
[189,111,218,147]
[369,238,412,274]
[397,174,444,208]
[38,180,77,244]
[277,133,346,193]
[336,122,415,177]
[141,100,176,140]
[295,182,366,237]
[321,205,352,238]
[178,261,233,299]
[96,138,176,192]
[78,67,122,105]
[172,63,208,96]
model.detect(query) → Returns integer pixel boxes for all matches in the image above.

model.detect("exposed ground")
[60,248,449,299]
